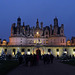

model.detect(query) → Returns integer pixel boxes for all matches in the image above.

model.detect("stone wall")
[0,46,75,57]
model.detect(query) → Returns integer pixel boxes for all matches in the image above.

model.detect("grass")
[61,59,75,66]
[0,60,19,75]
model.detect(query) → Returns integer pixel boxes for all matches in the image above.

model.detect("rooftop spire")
[36,18,39,28]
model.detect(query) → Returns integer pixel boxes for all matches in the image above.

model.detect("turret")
[54,17,58,26]
[0,39,1,45]
[61,24,64,28]
[50,24,52,36]
[36,19,39,28]
[11,23,15,36]
[40,22,43,30]
[60,24,64,36]
[2,39,7,45]
[67,39,71,46]
[53,17,58,36]
[33,26,35,36]
[53,25,58,36]
[26,25,30,36]
[23,22,25,27]
[23,22,25,35]
[17,17,21,27]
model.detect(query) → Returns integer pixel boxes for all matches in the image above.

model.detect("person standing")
[50,54,54,63]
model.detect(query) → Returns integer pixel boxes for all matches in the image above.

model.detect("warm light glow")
[64,51,67,54]
[46,40,48,44]
[57,52,59,55]
[73,52,75,55]
[12,52,15,55]
[27,52,30,55]
[36,32,39,34]
[43,41,45,44]
[37,39,39,43]
[21,52,25,55]
[48,52,50,55]
[39,40,42,43]
[34,40,36,43]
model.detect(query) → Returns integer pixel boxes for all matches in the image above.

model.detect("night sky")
[0,0,75,41]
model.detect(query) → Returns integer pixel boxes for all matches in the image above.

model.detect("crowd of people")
[18,54,54,66]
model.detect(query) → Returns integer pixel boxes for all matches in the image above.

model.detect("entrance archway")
[36,49,41,56]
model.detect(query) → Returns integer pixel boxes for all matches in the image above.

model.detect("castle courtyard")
[7,60,75,75]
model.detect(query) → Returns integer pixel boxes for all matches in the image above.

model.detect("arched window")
[21,49,25,52]
[28,49,30,51]
[27,49,30,55]
[64,49,67,51]
[48,49,51,52]
[56,49,59,52]
[13,49,16,55]
[73,49,75,52]
[5,49,7,54]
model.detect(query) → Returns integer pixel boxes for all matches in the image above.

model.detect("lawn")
[0,60,19,75]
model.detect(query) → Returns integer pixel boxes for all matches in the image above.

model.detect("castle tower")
[36,19,39,28]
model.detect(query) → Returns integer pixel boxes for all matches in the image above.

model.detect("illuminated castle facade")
[0,17,75,57]
[9,17,66,46]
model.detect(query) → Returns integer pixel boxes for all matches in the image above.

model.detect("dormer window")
[46,32,48,35]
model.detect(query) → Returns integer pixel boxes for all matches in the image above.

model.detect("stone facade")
[9,17,66,46]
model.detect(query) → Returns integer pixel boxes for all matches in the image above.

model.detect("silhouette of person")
[50,54,54,63]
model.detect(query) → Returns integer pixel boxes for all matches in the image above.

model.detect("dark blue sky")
[0,0,75,41]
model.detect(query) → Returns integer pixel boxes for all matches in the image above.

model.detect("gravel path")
[7,60,75,75]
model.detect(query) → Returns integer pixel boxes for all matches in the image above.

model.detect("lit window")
[37,39,39,43]
[73,49,75,55]
[5,49,7,55]
[43,41,45,44]
[39,40,42,43]
[46,40,48,44]
[13,49,16,55]
[27,49,30,55]
[34,40,36,43]
[36,32,39,34]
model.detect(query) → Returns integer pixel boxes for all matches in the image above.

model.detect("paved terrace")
[7,60,75,75]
